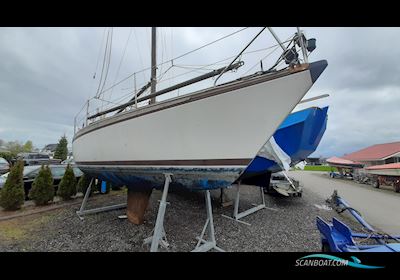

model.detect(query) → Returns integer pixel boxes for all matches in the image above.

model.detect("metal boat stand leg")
[76,178,127,220]
[222,182,273,226]
[280,170,297,191]
[192,190,224,252]
[143,173,172,252]
[219,188,233,207]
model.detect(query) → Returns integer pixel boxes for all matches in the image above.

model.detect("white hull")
[73,62,326,190]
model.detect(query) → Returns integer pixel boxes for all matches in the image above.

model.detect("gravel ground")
[0,185,366,252]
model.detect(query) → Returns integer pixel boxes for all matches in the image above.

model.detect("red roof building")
[326,156,361,165]
[366,163,400,170]
[326,156,364,169]
[342,141,400,167]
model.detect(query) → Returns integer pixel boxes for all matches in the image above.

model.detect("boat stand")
[143,174,224,252]
[222,182,276,226]
[191,190,224,252]
[76,178,127,220]
[143,173,172,252]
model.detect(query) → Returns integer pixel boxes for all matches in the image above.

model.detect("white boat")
[73,27,327,192]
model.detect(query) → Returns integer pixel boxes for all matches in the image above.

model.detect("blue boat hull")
[81,166,245,191]
[242,106,328,178]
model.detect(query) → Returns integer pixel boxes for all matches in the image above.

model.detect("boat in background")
[365,163,400,176]
[365,163,400,192]
[326,156,364,179]
[326,157,364,169]
[241,106,329,179]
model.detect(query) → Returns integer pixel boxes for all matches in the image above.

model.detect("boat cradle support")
[76,178,127,220]
[191,190,225,252]
[222,182,276,226]
[143,173,172,252]
[143,173,224,252]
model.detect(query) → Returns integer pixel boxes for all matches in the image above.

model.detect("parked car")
[61,157,75,165]
[14,153,62,166]
[0,164,83,200]
[329,171,353,179]
[0,157,10,175]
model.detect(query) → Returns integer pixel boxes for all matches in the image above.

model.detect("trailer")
[317,190,400,252]
[365,163,400,192]
[264,171,302,197]
[369,175,400,192]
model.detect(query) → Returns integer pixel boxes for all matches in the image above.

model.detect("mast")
[150,27,157,104]
[125,27,157,226]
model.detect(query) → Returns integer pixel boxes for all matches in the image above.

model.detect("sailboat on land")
[73,27,327,192]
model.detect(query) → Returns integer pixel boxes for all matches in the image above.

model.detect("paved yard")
[289,171,400,235]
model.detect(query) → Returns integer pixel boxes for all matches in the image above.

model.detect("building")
[342,141,400,167]
[305,157,322,165]
[41,144,58,158]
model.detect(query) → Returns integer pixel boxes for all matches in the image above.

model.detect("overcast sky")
[0,27,399,157]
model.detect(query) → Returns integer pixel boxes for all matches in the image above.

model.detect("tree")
[23,140,33,152]
[28,165,54,205]
[0,152,14,163]
[0,161,25,210]
[54,135,68,161]
[0,139,34,159]
[57,164,77,200]
[5,141,24,155]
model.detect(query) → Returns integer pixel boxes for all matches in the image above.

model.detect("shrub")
[77,173,94,196]
[57,164,77,200]
[0,161,25,210]
[105,181,111,194]
[28,165,54,205]
[111,184,122,191]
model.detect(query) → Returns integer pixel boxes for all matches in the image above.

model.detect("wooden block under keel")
[127,190,152,225]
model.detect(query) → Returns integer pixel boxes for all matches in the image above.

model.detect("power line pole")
[150,27,157,104]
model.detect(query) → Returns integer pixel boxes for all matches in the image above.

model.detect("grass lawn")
[303,165,337,172]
